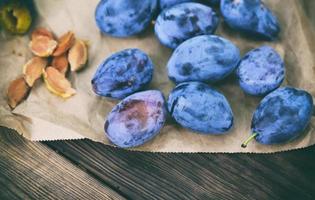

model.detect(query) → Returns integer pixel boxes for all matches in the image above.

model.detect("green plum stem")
[241,133,259,148]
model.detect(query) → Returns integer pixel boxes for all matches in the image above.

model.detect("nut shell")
[23,57,48,86]
[52,54,69,75]
[31,27,54,40]
[53,31,75,56]
[7,77,31,109]
[29,35,58,57]
[68,39,88,72]
[43,67,76,98]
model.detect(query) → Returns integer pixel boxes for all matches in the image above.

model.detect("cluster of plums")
[92,0,314,148]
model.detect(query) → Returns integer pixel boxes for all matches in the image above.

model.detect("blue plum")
[242,87,313,147]
[91,48,154,99]
[159,0,195,10]
[168,35,240,84]
[95,0,157,37]
[168,82,234,134]
[221,0,280,40]
[236,46,285,96]
[105,90,167,148]
[159,0,220,10]
[155,2,219,49]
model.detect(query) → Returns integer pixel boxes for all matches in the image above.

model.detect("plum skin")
[95,0,157,37]
[159,0,220,10]
[160,0,194,10]
[105,90,167,148]
[155,2,219,49]
[221,0,280,40]
[251,87,313,145]
[168,81,234,134]
[236,46,285,96]
[91,48,154,99]
[168,35,240,84]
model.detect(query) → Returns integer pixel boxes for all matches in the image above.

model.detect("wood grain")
[1,126,315,200]
[0,127,125,200]
[46,139,315,200]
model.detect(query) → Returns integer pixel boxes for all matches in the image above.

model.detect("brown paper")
[0,0,314,153]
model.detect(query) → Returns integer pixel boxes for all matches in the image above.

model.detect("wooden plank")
[0,127,126,200]
[46,139,315,200]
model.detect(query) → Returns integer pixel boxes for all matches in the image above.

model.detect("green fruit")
[0,1,32,34]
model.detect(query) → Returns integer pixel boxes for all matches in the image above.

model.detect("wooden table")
[1,126,315,200]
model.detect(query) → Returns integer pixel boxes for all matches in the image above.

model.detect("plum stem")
[241,133,259,148]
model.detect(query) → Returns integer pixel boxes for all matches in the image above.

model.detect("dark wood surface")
[1,127,315,200]
[0,127,125,200]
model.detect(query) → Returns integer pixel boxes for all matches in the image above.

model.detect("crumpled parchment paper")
[0,0,314,153]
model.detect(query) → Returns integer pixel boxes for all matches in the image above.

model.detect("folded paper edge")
[2,125,315,154]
